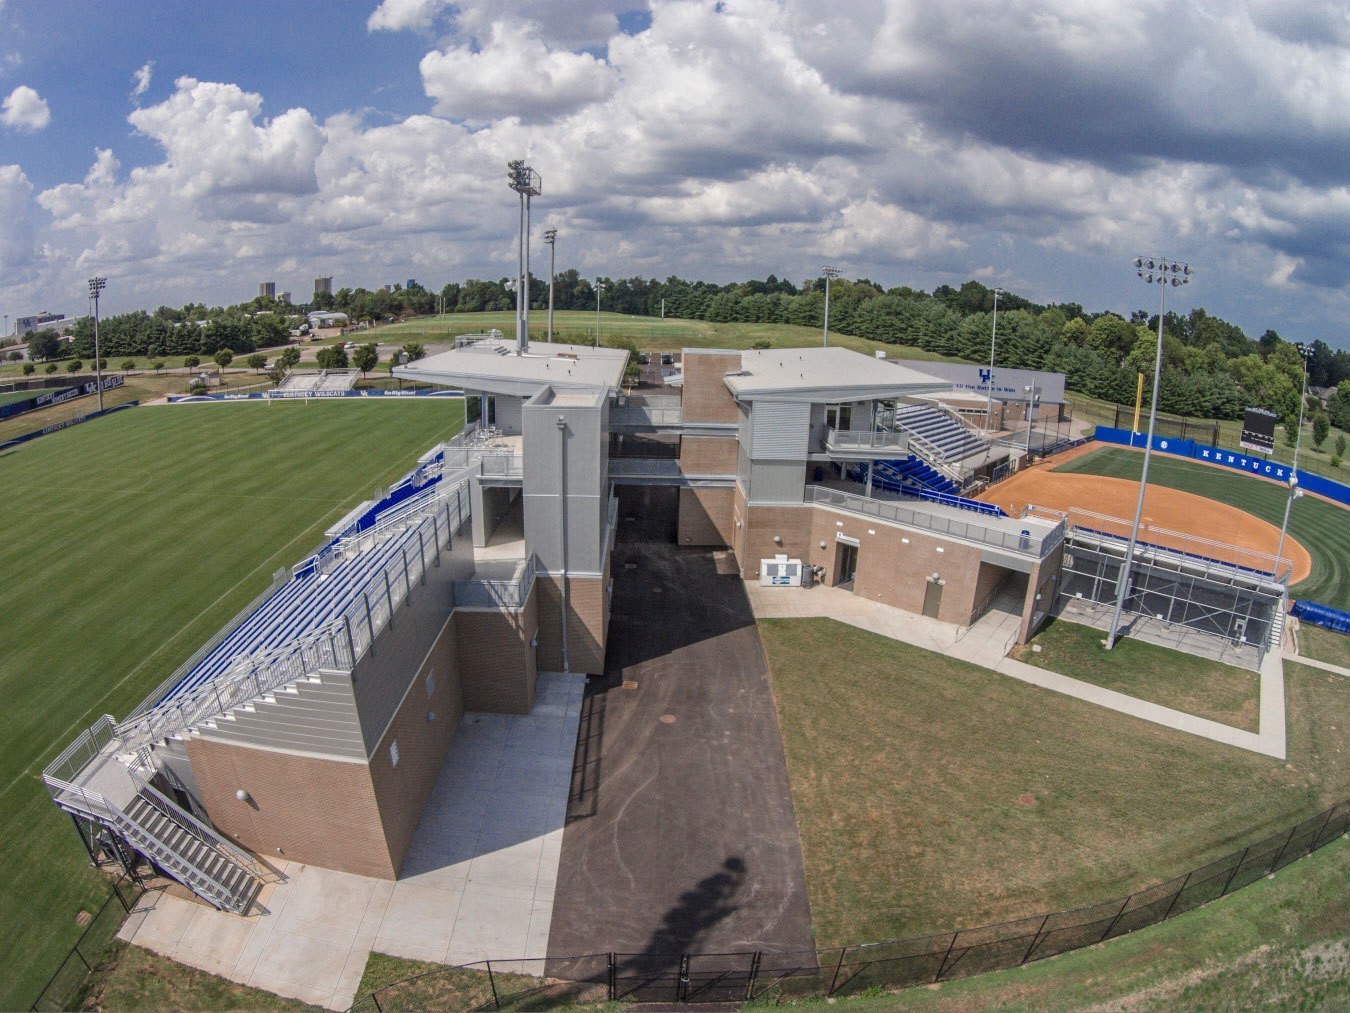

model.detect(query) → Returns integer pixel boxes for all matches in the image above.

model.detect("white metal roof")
[394,339,628,397]
[722,347,951,403]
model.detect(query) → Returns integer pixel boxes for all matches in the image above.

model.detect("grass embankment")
[760,617,1348,949]
[0,400,465,1010]
[1055,446,1350,609]
[378,310,964,363]
[1011,618,1260,731]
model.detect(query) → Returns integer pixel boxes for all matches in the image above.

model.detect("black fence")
[1111,404,1220,445]
[350,799,1348,1010]
[30,872,146,1012]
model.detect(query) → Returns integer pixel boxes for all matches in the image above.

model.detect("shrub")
[22,363,35,375]
[45,362,58,374]
[1333,455,1342,469]
[184,356,200,368]
[188,379,207,395]
[67,359,83,373]
[751,339,773,349]
[120,360,136,372]
[1336,434,1347,458]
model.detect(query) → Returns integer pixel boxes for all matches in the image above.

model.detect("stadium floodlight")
[822,266,841,347]
[1273,342,1316,579]
[1106,256,1192,650]
[88,276,107,413]
[985,288,1002,432]
[507,160,541,354]
[544,228,558,343]
[594,280,605,348]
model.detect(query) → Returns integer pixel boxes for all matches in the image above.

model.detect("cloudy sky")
[0,0,1346,346]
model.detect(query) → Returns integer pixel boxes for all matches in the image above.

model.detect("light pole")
[985,288,1002,432]
[544,228,557,343]
[1106,256,1192,650]
[822,266,841,347]
[1023,383,1041,458]
[507,160,540,353]
[1273,342,1315,580]
[88,276,107,412]
[594,280,605,347]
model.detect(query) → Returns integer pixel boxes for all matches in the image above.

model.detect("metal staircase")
[44,717,266,915]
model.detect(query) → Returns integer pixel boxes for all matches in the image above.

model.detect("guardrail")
[824,428,909,453]
[454,556,537,609]
[808,485,1061,556]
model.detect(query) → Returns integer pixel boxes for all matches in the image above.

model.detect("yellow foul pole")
[1132,372,1144,432]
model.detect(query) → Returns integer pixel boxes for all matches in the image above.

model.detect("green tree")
[67,359,83,373]
[1336,434,1347,458]
[400,342,426,362]
[151,359,166,374]
[213,348,234,373]
[316,345,348,369]
[184,355,200,368]
[120,359,136,373]
[26,328,60,361]
[1312,412,1329,449]
[22,362,35,375]
[266,364,286,384]
[278,346,301,369]
[351,342,379,378]
[247,353,267,372]
[45,362,58,374]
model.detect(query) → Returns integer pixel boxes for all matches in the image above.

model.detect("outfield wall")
[1094,425,1350,509]
[0,375,124,420]
[166,388,464,402]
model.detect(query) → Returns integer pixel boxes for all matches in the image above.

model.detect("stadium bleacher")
[275,369,359,393]
[890,403,987,462]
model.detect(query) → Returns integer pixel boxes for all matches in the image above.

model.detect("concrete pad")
[373,882,464,963]
[124,891,198,954]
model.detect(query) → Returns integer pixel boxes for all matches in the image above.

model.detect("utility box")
[760,554,804,587]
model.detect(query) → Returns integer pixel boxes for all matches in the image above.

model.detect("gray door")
[922,579,944,619]
[834,542,858,591]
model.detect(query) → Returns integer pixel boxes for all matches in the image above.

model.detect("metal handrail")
[454,556,537,609]
[824,428,909,452]
[807,485,1062,556]
[130,775,266,880]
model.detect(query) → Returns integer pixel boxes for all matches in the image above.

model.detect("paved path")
[746,582,1288,759]
[119,673,585,1010]
[1285,654,1350,679]
[548,487,816,959]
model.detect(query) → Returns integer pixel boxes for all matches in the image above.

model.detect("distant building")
[17,311,65,335]
[259,282,276,299]
[278,292,292,306]
[314,276,333,296]
[307,311,349,329]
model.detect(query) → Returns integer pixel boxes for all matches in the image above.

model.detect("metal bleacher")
[889,403,988,463]
[276,369,359,393]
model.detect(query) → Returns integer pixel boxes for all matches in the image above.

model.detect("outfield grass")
[760,617,1348,949]
[0,399,465,1010]
[1055,446,1350,609]
[1011,618,1260,731]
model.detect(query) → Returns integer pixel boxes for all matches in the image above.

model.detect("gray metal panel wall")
[750,400,811,459]
[737,404,752,488]
[748,460,807,504]
[494,395,524,435]
[523,392,608,574]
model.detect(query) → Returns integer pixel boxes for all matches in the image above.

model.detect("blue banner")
[0,401,138,450]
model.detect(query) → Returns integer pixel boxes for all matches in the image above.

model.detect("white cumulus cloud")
[1,85,50,131]
[420,20,618,125]
[367,0,451,33]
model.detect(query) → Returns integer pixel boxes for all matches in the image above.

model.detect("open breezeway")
[548,486,816,960]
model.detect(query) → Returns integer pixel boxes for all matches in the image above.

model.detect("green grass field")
[0,399,465,1010]
[760,617,1348,950]
[378,310,965,363]
[1054,445,1350,609]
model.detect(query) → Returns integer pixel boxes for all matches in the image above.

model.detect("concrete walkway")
[746,582,1288,759]
[119,672,585,1010]
[1285,653,1350,679]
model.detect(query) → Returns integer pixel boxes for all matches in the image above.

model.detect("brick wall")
[679,435,738,475]
[454,590,539,714]
[680,352,742,424]
[1018,542,1064,644]
[186,615,468,879]
[187,738,394,878]
[534,571,608,675]
[678,487,735,547]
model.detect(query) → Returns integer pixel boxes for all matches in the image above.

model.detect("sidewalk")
[745,582,1287,759]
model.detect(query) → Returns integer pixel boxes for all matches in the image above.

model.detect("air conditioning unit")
[760,554,804,587]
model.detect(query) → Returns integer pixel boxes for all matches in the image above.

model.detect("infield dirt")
[979,455,1313,583]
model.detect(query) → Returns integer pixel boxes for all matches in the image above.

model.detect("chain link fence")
[350,799,1347,1010]
[30,872,145,1011]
